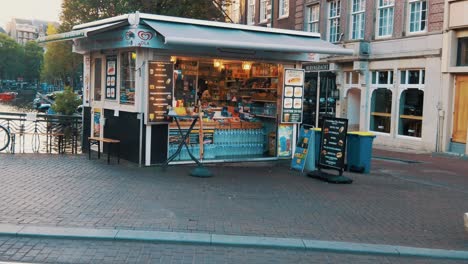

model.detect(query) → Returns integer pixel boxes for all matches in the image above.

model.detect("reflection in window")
[120,51,136,105]
[399,89,423,137]
[372,70,393,85]
[457,37,468,66]
[94,58,102,101]
[370,88,392,133]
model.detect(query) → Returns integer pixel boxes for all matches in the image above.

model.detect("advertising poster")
[147,61,174,124]
[93,109,101,137]
[282,69,305,123]
[277,124,293,157]
[105,56,117,100]
[318,117,348,171]
[291,126,313,171]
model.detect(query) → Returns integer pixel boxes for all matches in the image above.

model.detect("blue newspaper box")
[346,132,376,173]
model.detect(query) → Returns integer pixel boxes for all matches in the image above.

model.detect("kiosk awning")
[37,21,127,43]
[142,19,353,56]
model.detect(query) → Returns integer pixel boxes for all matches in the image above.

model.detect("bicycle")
[0,124,11,152]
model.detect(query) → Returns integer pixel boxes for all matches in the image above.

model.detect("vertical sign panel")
[318,117,348,171]
[282,69,305,123]
[105,55,117,100]
[147,61,174,124]
[291,126,313,171]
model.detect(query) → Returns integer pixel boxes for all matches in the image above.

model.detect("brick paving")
[0,152,467,251]
[0,236,464,264]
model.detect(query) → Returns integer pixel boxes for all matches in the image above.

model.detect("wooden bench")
[88,137,120,164]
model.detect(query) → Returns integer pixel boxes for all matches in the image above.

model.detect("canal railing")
[0,112,82,154]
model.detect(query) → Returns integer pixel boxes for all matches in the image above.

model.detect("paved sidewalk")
[0,151,467,254]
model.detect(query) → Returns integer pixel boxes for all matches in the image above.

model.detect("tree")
[52,86,81,115]
[41,24,81,88]
[0,33,24,81]
[60,0,230,31]
[23,41,44,83]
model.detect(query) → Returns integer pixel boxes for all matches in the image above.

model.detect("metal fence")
[0,112,82,154]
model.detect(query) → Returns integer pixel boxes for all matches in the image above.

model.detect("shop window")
[306,4,320,33]
[120,51,136,105]
[377,0,394,37]
[344,72,359,85]
[93,58,102,101]
[370,88,392,133]
[408,0,427,33]
[351,0,365,40]
[398,89,423,137]
[457,37,468,66]
[328,0,341,43]
[400,69,425,85]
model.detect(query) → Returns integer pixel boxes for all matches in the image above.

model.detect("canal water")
[0,93,81,154]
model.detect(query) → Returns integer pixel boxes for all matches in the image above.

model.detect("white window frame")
[350,0,365,40]
[328,0,341,43]
[260,0,268,23]
[369,70,394,135]
[306,4,320,33]
[279,0,289,18]
[408,0,427,34]
[247,0,255,25]
[376,0,394,38]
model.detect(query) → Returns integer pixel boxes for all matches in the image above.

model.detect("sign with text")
[318,117,348,171]
[105,55,117,100]
[147,61,174,124]
[281,69,305,123]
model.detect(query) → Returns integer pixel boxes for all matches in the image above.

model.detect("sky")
[0,0,62,29]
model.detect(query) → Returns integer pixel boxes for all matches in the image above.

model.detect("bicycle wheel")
[0,125,10,152]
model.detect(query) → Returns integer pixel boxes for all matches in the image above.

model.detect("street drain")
[372,156,424,164]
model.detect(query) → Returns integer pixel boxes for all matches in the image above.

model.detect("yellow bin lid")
[347,131,376,136]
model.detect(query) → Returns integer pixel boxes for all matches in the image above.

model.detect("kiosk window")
[93,58,102,101]
[120,51,136,105]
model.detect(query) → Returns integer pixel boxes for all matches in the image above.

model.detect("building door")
[452,75,468,143]
[346,88,361,132]
[303,72,338,127]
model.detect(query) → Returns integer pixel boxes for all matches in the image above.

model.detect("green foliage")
[41,24,82,87]
[60,0,230,31]
[52,86,81,115]
[0,33,25,80]
[23,41,44,82]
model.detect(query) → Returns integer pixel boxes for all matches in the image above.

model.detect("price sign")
[281,69,305,123]
[147,61,174,124]
[318,117,348,171]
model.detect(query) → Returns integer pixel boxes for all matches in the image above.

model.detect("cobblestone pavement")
[0,151,467,251]
[0,236,464,264]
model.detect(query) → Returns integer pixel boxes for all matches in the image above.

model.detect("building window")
[377,0,394,37]
[247,0,255,25]
[120,51,136,105]
[93,58,102,101]
[370,70,393,133]
[231,0,240,23]
[398,69,425,138]
[260,0,268,22]
[306,4,320,33]
[328,0,341,43]
[408,0,427,33]
[457,37,468,66]
[351,0,365,40]
[279,0,289,18]
[344,71,359,85]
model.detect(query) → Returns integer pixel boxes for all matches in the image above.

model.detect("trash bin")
[346,132,376,173]
[312,128,321,165]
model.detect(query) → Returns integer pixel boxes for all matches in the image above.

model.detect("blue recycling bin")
[346,132,376,174]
